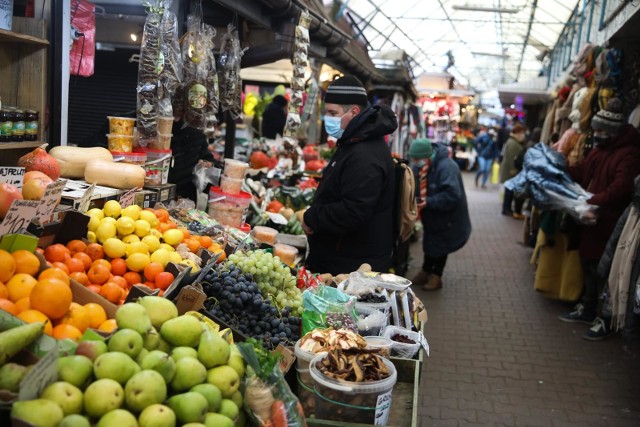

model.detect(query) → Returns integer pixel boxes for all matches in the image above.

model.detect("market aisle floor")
[408,172,640,427]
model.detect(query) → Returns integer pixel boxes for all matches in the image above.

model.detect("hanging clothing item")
[541,101,558,144]
[552,128,578,157]
[567,133,588,167]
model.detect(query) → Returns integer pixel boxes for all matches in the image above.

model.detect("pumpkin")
[0,183,23,219]
[18,147,60,180]
[49,146,113,178]
[84,159,146,189]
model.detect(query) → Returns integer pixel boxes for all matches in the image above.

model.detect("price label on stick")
[0,167,25,189]
[35,179,67,224]
[0,200,40,235]
[77,183,96,213]
[119,187,139,208]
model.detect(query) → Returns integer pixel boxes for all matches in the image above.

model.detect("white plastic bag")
[383,325,421,358]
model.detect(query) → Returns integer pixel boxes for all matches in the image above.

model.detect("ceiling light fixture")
[130,33,137,42]
[452,4,520,13]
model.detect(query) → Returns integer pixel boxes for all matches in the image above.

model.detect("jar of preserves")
[12,110,25,142]
[0,108,11,143]
[24,110,38,141]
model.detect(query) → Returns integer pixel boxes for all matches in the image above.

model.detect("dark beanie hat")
[591,97,624,133]
[324,75,368,106]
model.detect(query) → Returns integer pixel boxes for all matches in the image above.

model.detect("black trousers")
[423,255,448,277]
[503,188,524,214]
[581,257,606,316]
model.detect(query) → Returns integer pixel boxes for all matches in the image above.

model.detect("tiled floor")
[409,173,640,427]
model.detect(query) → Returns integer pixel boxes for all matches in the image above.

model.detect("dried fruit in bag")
[218,25,243,120]
[136,8,162,139]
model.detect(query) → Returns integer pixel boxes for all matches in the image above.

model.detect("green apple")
[41,381,84,415]
[219,399,239,422]
[230,390,243,409]
[204,413,234,427]
[124,370,167,412]
[206,365,240,398]
[142,328,160,351]
[140,350,176,383]
[96,409,138,427]
[226,353,245,378]
[160,315,203,348]
[171,346,198,361]
[94,352,139,385]
[75,340,108,362]
[197,329,230,368]
[11,399,64,427]
[139,296,178,329]
[171,357,207,391]
[115,303,152,335]
[59,414,91,427]
[108,329,144,358]
[167,392,208,424]
[190,383,222,412]
[83,379,124,418]
[0,363,29,392]
[138,404,176,427]
[58,355,94,389]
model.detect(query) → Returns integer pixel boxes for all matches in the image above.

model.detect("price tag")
[0,200,40,235]
[374,390,392,426]
[0,167,25,189]
[34,179,67,224]
[418,331,430,356]
[119,187,139,208]
[266,212,288,225]
[77,183,96,213]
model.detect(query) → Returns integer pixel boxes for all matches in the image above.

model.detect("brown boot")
[411,270,431,287]
[422,275,443,291]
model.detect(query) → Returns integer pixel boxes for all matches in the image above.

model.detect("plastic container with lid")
[220,175,243,194]
[294,339,328,416]
[274,243,298,266]
[149,133,172,150]
[252,226,278,245]
[364,336,393,359]
[107,134,134,152]
[144,149,172,185]
[108,116,135,136]
[223,159,249,179]
[110,151,147,165]
[157,117,174,134]
[310,353,397,425]
[208,187,252,228]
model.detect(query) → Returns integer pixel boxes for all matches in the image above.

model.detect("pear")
[167,392,208,424]
[171,357,207,391]
[58,355,94,389]
[138,404,176,427]
[96,409,138,427]
[83,379,124,418]
[0,322,44,366]
[139,296,178,329]
[140,350,176,383]
[182,424,206,427]
[206,365,240,398]
[11,399,64,427]
[136,348,150,365]
[226,352,245,379]
[219,399,239,422]
[0,363,29,392]
[230,390,243,409]
[108,329,144,358]
[160,315,203,348]
[204,413,234,427]
[115,303,152,335]
[156,336,172,353]
[171,346,198,361]
[190,383,222,412]
[41,381,84,415]
[94,352,139,385]
[75,340,108,362]
[197,329,230,368]
[142,328,160,351]
[59,414,91,427]
[124,370,167,413]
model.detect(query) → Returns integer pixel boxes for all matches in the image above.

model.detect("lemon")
[150,229,163,239]
[87,231,97,243]
[139,210,158,228]
[122,234,140,244]
[179,259,199,271]
[116,216,136,235]
[126,253,151,272]
[87,215,100,232]
[96,222,117,244]
[159,243,175,252]
[103,200,122,218]
[169,252,182,264]
[126,242,149,257]
[163,229,184,246]
[141,235,161,253]
[134,220,152,238]
[150,248,171,267]
[87,208,104,220]
[101,217,117,225]
[121,204,141,221]
[103,238,127,258]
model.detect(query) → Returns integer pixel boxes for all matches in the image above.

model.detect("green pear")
[108,329,144,358]
[226,353,245,378]
[167,392,208,424]
[190,383,222,412]
[41,381,84,415]
[138,404,176,427]
[182,424,206,427]
[197,329,230,368]
[0,363,29,392]
[94,352,139,385]
[124,370,167,413]
[156,336,172,353]
[75,340,108,362]
[171,346,198,361]
[140,350,176,383]
[171,357,207,391]
[204,413,234,427]
[115,303,152,335]
[142,328,160,351]
[235,410,246,427]
[160,315,203,348]
[59,414,91,427]
[11,399,64,427]
[139,296,178,329]
[206,365,240,398]
[58,355,94,389]
[136,348,150,365]
[230,390,243,409]
[84,379,124,418]
[96,409,138,427]
[219,399,239,422]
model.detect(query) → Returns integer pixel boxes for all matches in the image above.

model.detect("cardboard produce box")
[59,179,120,210]
[144,183,176,205]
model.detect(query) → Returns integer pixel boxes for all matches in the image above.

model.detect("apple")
[190,384,222,413]
[108,329,144,358]
[75,340,108,362]
[138,404,176,427]
[124,370,167,412]
[94,352,139,385]
[167,392,208,424]
[58,355,94,389]
[11,399,63,427]
[206,365,240,398]
[41,381,84,415]
[171,346,198,361]
[140,350,176,383]
[96,409,138,427]
[115,303,152,335]
[171,357,207,391]
[84,379,124,418]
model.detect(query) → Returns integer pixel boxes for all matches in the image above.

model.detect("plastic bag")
[136,5,163,140]
[356,306,387,336]
[218,25,243,119]
[157,0,182,117]
[192,162,221,192]
[70,0,95,77]
[382,325,421,358]
[545,190,598,225]
[341,271,383,296]
[302,285,358,334]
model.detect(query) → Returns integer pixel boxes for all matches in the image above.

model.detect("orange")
[199,236,213,248]
[59,303,90,332]
[84,243,104,262]
[158,223,170,233]
[155,271,174,291]
[123,271,142,287]
[66,240,87,255]
[143,262,164,282]
[51,262,70,275]
[35,247,44,256]
[52,324,82,341]
[65,257,85,274]
[38,268,70,286]
[143,281,156,290]
[6,273,38,302]
[17,310,52,335]
[70,272,89,286]
[73,252,92,272]
[157,290,164,297]
[185,238,201,253]
[15,297,30,313]
[43,244,69,263]
[155,208,170,223]
[98,318,117,333]
[0,249,17,283]
[0,282,8,299]
[110,258,127,276]
[166,222,177,229]
[178,227,190,239]
[92,259,112,272]
[0,298,18,315]
[87,285,102,294]
[30,278,72,319]
[110,275,128,290]
[11,250,41,276]
[84,302,107,329]
[100,282,123,303]
[87,265,110,285]
[214,250,226,263]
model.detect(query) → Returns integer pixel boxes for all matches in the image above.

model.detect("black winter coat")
[420,144,472,258]
[304,105,397,275]
[261,102,287,139]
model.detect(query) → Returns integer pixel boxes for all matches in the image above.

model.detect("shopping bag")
[70,0,96,77]
[491,161,500,184]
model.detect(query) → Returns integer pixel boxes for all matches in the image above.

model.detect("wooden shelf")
[0,141,44,150]
[0,28,49,45]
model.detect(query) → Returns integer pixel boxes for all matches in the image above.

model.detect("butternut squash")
[84,159,146,189]
[49,146,113,178]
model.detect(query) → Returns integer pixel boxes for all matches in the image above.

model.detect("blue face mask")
[324,115,344,139]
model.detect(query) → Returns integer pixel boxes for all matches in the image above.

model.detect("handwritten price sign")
[0,200,40,235]
[0,167,25,189]
[35,179,67,224]
[77,183,96,213]
[119,187,139,208]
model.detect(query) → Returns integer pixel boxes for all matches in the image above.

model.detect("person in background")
[500,123,526,218]
[302,75,397,275]
[410,139,471,291]
[473,126,499,188]
[261,95,288,139]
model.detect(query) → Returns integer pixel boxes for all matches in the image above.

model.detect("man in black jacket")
[261,95,288,139]
[302,75,397,275]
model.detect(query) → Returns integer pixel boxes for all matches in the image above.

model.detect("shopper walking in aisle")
[558,98,640,340]
[261,95,288,139]
[302,75,397,275]
[473,126,499,188]
[500,124,526,218]
[409,138,471,291]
